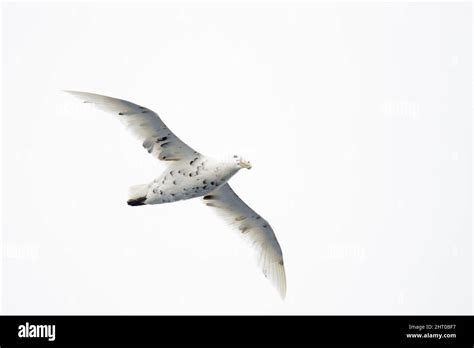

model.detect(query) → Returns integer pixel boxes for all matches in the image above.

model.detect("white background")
[1,2,472,314]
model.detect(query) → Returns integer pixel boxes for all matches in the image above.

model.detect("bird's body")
[66,90,287,299]
[129,155,241,205]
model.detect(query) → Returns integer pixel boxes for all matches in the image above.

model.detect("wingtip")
[63,90,82,98]
[278,280,287,301]
[63,90,82,96]
[267,260,287,301]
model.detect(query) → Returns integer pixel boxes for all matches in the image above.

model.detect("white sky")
[1,2,472,314]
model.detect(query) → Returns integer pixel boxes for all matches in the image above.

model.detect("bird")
[65,91,286,299]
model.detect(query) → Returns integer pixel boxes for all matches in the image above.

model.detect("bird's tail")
[127,184,149,206]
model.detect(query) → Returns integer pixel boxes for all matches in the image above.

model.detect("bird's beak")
[240,160,252,170]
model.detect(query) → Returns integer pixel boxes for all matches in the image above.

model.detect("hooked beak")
[239,159,252,170]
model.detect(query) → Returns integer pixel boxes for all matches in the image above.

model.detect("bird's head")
[232,155,252,170]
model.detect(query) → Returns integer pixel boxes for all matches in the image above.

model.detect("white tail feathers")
[127,184,149,206]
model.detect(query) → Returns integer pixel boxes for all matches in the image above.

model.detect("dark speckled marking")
[203,180,207,185]
[141,110,148,114]
[203,185,207,190]
[263,224,268,228]
[278,260,284,266]
[156,136,168,143]
[210,181,215,185]
[118,112,124,115]
[160,142,171,148]
[203,195,215,200]
[239,226,249,233]
[256,216,261,220]
[206,203,217,207]
[139,106,145,110]
[189,173,193,177]
[173,180,176,185]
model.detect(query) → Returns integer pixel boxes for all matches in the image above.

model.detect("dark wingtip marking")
[203,195,215,200]
[127,196,147,206]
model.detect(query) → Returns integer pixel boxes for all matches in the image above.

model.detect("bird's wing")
[203,184,286,299]
[65,91,199,161]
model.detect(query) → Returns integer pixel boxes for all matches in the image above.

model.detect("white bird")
[66,91,286,299]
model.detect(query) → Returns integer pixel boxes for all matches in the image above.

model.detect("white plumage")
[66,91,287,299]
